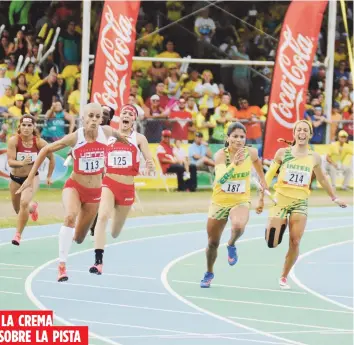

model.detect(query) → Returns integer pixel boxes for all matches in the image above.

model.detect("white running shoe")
[279,277,291,290]
[183,172,191,180]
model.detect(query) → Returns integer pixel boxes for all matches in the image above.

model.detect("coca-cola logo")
[92,5,135,113]
[270,25,314,129]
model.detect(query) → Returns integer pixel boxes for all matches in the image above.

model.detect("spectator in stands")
[27,89,42,119]
[194,8,216,57]
[338,86,352,113]
[41,100,74,142]
[13,30,30,60]
[330,103,342,141]
[67,76,81,117]
[157,129,197,191]
[184,69,202,95]
[235,98,263,144]
[9,0,32,26]
[58,19,81,68]
[214,92,237,118]
[0,64,11,97]
[188,132,215,172]
[144,94,168,143]
[195,103,216,142]
[342,107,353,141]
[165,64,181,99]
[25,63,40,90]
[157,40,181,69]
[305,106,329,144]
[148,61,168,85]
[8,94,28,118]
[173,139,190,179]
[335,60,350,82]
[194,70,219,114]
[211,104,231,143]
[132,47,152,78]
[38,71,58,113]
[326,130,353,190]
[145,82,169,108]
[232,44,251,100]
[1,36,15,57]
[0,85,14,108]
[130,83,144,107]
[14,73,29,99]
[219,36,238,92]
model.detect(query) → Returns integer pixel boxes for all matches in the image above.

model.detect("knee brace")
[266,224,287,248]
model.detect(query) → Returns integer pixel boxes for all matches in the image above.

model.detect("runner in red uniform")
[17,103,129,282]
[89,104,155,275]
[7,115,55,245]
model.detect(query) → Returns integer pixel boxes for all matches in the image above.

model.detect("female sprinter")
[89,104,155,274]
[16,103,129,282]
[264,120,347,290]
[7,115,55,245]
[200,122,267,288]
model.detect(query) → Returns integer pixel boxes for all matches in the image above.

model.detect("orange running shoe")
[30,202,39,222]
[58,265,68,282]
[12,232,21,246]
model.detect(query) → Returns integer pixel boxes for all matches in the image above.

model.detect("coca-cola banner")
[90,0,140,128]
[262,0,328,160]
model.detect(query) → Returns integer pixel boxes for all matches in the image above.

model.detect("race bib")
[16,152,37,162]
[284,169,311,187]
[108,151,132,168]
[78,157,105,173]
[221,180,246,194]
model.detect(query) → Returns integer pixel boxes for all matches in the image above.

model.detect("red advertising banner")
[262,0,328,160]
[90,0,141,128]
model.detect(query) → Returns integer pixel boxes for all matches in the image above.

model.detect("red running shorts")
[102,176,135,206]
[64,178,102,204]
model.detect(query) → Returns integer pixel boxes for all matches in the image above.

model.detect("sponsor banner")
[263,0,328,160]
[0,144,71,188]
[90,0,140,128]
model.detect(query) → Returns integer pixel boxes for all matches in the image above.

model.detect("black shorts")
[10,172,39,185]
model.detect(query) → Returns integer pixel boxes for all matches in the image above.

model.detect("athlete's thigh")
[9,180,21,213]
[229,204,250,228]
[62,187,81,219]
[111,204,132,237]
[97,187,115,219]
[288,212,307,243]
[75,203,99,242]
[20,175,40,205]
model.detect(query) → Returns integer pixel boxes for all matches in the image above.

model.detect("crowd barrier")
[0,143,352,190]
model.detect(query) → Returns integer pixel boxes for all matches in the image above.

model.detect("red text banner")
[263,0,328,160]
[90,0,141,128]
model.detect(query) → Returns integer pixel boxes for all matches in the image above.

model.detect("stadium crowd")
[0,0,352,148]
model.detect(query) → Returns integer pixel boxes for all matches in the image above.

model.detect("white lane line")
[0,234,57,247]
[47,269,156,280]
[186,295,352,314]
[0,275,22,280]
[0,290,22,295]
[327,295,353,299]
[103,334,291,344]
[40,295,202,315]
[0,263,34,268]
[38,280,167,296]
[228,316,351,331]
[306,261,353,265]
[161,237,308,345]
[289,240,354,312]
[172,280,307,295]
[70,318,201,335]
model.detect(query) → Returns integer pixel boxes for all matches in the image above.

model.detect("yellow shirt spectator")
[0,95,14,108]
[327,140,353,167]
[196,109,216,142]
[157,51,181,69]
[184,79,202,93]
[68,90,81,115]
[132,61,152,77]
[60,65,80,92]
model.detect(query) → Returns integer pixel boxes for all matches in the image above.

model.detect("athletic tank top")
[71,126,107,175]
[106,131,140,176]
[16,135,39,164]
[274,147,315,199]
[211,147,252,206]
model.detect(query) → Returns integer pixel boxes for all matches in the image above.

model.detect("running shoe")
[11,232,21,246]
[200,272,214,288]
[58,265,68,282]
[89,263,103,275]
[227,245,238,266]
[30,202,39,222]
[279,277,291,290]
